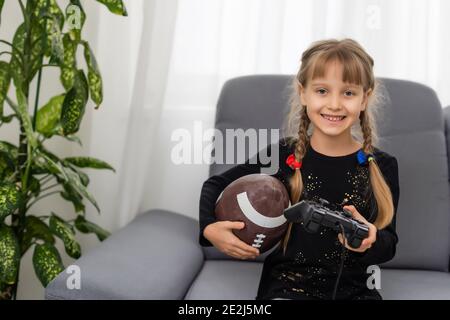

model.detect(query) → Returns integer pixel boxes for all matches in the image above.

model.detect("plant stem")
[26,190,61,211]
[39,173,53,183]
[32,66,43,130]
[38,182,59,193]
[5,96,19,114]
[0,49,24,64]
[0,40,14,48]
[7,171,20,183]
[40,64,59,68]
[12,0,33,299]
[12,131,27,301]
[0,51,12,58]
[17,0,26,22]
[25,180,58,200]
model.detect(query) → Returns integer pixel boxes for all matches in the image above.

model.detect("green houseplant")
[0,0,127,299]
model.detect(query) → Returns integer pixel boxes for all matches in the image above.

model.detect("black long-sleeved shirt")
[199,137,400,300]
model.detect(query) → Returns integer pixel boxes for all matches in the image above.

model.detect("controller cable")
[332,223,348,300]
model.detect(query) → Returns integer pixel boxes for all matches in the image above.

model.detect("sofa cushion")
[185,260,263,300]
[379,269,450,299]
[185,261,450,300]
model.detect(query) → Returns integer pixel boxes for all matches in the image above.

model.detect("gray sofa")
[46,75,450,300]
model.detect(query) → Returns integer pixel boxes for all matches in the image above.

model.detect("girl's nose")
[327,95,343,111]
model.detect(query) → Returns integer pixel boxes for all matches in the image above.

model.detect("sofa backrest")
[444,105,450,270]
[376,79,449,271]
[203,75,450,272]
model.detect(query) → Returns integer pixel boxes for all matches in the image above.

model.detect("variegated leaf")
[49,214,81,259]
[0,61,11,117]
[64,156,115,172]
[66,164,89,186]
[60,183,85,213]
[82,42,103,107]
[75,215,110,241]
[0,0,4,24]
[36,94,64,137]
[60,34,77,90]
[60,70,88,135]
[37,151,99,212]
[16,89,37,148]
[0,224,20,285]
[32,243,64,287]
[0,141,17,170]
[33,0,64,58]
[9,24,25,91]
[10,22,45,87]
[96,0,127,16]
[22,215,55,254]
[0,182,22,222]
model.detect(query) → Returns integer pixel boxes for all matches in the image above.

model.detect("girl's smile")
[320,114,347,124]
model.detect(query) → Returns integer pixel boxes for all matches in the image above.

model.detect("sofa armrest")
[45,210,204,299]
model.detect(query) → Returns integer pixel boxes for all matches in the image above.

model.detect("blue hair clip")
[357,149,374,166]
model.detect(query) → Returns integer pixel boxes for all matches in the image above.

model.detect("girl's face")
[299,60,371,139]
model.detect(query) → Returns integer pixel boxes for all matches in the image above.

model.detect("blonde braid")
[360,111,375,154]
[360,111,394,228]
[282,105,310,255]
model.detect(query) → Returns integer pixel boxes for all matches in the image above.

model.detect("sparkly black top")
[198,137,400,300]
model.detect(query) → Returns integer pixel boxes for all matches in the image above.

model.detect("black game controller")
[283,198,369,248]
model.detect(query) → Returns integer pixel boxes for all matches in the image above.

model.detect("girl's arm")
[199,139,287,246]
[353,155,400,265]
[199,162,260,246]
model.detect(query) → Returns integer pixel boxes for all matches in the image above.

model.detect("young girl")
[199,38,400,300]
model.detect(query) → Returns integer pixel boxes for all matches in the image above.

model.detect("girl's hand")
[337,205,377,253]
[203,221,260,260]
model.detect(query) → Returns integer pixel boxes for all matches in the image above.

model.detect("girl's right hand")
[203,221,260,260]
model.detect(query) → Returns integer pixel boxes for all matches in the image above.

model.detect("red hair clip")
[286,154,302,170]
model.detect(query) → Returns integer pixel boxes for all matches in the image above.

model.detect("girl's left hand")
[337,205,377,253]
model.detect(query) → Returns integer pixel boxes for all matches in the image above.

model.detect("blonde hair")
[281,38,394,255]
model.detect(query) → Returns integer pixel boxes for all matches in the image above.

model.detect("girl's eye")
[316,89,327,95]
[344,91,355,97]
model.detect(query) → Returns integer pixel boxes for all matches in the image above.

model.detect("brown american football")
[215,174,290,253]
